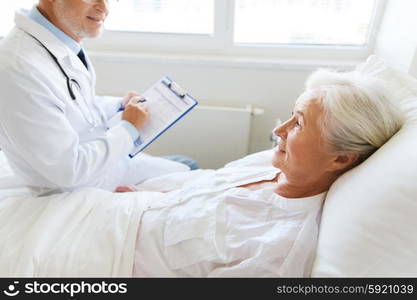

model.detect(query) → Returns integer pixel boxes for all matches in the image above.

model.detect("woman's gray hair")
[306,69,404,163]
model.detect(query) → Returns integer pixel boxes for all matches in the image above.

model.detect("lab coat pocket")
[163,215,218,270]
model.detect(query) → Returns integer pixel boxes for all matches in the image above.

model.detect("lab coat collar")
[14,9,93,80]
[28,6,81,55]
[15,9,69,60]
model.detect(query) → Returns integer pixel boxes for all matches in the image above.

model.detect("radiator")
[144,105,263,169]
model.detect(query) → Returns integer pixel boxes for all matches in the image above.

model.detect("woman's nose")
[273,120,288,140]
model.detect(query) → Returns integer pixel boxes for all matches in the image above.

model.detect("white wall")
[374,0,417,77]
[90,53,356,155]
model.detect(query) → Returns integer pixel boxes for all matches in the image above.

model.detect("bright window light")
[105,0,215,35]
[234,0,377,46]
[1,0,383,55]
[0,0,36,37]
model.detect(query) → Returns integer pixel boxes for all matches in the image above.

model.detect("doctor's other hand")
[122,96,150,131]
[121,91,141,109]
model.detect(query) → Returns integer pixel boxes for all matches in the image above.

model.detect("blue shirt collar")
[28,6,82,55]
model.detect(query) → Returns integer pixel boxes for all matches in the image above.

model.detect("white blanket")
[0,181,147,277]
[0,150,274,277]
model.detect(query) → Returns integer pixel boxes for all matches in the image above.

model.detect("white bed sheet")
[0,151,150,277]
[0,150,275,277]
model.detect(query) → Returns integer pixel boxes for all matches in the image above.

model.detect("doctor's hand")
[121,91,141,109]
[122,96,150,131]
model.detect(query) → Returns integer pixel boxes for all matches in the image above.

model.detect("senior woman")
[118,69,403,277]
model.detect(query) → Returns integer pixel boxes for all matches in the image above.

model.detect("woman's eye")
[295,120,301,127]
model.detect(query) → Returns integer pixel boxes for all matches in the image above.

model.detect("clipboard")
[109,76,198,158]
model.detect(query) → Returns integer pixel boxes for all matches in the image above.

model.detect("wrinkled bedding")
[0,151,151,277]
[0,150,273,277]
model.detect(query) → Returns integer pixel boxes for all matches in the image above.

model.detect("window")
[97,0,384,58]
[105,0,214,35]
[1,0,384,60]
[234,0,377,46]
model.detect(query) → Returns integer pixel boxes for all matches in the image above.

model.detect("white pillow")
[356,55,417,101]
[312,56,417,277]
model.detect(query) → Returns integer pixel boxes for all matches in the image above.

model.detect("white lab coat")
[0,10,188,194]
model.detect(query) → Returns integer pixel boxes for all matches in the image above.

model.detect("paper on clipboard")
[108,76,198,157]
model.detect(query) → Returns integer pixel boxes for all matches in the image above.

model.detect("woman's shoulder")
[223,150,273,169]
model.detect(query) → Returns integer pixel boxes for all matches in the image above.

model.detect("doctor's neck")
[36,4,81,43]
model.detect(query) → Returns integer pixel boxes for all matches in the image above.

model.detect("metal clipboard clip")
[161,77,187,99]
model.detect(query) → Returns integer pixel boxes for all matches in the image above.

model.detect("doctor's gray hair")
[306,69,403,163]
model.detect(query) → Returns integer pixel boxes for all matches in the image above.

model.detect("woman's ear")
[328,152,360,173]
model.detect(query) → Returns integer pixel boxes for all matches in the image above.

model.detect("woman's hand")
[114,186,138,193]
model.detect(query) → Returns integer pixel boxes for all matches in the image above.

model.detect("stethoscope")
[27,33,106,130]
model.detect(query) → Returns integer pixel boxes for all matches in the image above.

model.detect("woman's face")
[272,90,338,183]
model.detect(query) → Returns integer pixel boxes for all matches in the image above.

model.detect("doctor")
[0,0,190,194]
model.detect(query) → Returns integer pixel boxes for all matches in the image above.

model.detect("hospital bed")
[1,55,417,277]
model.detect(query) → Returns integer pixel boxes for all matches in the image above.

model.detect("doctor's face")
[51,0,110,42]
[271,91,337,183]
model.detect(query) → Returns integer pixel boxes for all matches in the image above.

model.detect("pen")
[118,98,147,112]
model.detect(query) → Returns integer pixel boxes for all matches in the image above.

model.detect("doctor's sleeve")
[0,68,134,189]
[95,95,123,120]
[95,95,139,141]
